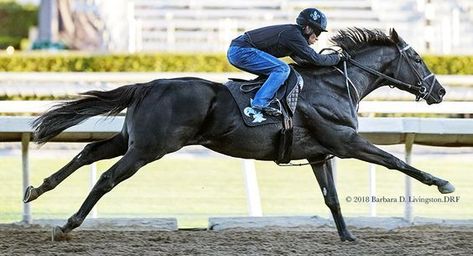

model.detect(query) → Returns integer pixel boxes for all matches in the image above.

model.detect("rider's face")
[308,33,318,45]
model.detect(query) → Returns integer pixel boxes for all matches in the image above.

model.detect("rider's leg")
[227,46,290,111]
[251,65,290,108]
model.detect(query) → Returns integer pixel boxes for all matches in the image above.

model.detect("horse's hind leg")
[52,147,155,241]
[24,133,127,203]
[310,158,356,241]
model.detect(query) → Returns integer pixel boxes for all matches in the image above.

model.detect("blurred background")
[6,0,473,53]
[0,0,472,228]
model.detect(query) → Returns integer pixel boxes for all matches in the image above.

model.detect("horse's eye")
[415,58,422,63]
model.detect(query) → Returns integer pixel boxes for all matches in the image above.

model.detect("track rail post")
[21,133,32,224]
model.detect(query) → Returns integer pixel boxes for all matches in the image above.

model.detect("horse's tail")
[33,84,148,144]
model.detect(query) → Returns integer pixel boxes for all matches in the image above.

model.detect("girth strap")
[275,106,293,164]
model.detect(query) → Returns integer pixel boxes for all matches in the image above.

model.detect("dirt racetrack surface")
[1,224,472,255]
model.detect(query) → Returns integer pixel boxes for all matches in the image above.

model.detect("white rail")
[0,72,470,86]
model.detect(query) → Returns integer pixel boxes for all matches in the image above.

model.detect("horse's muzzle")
[438,88,446,99]
[427,88,446,105]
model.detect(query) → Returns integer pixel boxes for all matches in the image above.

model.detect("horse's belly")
[201,127,326,161]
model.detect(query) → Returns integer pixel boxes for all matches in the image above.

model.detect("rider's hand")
[338,54,348,63]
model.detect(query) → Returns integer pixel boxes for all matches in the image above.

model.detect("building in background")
[34,0,473,54]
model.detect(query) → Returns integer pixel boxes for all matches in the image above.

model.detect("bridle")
[345,44,438,101]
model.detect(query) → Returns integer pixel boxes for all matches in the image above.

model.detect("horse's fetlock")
[43,177,56,190]
[67,215,84,228]
[426,174,437,186]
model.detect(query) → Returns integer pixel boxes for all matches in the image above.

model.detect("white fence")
[1,73,473,101]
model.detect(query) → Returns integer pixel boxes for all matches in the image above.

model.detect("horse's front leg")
[309,158,356,241]
[334,130,454,194]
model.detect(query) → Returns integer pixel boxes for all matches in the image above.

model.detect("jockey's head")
[296,8,328,44]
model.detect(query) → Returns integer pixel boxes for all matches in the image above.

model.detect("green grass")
[1,149,472,228]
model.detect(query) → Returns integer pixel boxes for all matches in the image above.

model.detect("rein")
[348,58,415,89]
[345,44,437,101]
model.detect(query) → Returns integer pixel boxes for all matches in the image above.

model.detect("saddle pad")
[225,81,281,126]
[225,68,304,127]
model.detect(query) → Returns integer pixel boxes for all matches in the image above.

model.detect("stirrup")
[251,98,282,117]
[253,107,282,116]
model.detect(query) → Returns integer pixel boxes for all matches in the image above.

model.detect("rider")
[227,8,342,116]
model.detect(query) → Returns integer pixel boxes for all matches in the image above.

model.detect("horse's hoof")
[51,226,71,241]
[340,231,357,242]
[438,181,455,194]
[23,186,37,203]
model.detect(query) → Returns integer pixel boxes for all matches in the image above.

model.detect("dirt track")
[1,225,472,255]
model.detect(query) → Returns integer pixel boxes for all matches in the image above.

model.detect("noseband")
[395,45,437,101]
[346,44,437,101]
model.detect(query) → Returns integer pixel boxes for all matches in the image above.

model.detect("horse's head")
[388,29,445,104]
[331,28,446,105]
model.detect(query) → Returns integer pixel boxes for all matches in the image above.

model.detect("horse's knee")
[324,195,341,211]
[94,173,115,193]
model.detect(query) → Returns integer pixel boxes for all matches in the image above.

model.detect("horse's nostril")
[439,88,446,97]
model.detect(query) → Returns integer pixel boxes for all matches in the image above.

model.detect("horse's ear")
[390,28,400,43]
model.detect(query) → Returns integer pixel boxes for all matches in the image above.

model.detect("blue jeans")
[227,46,290,108]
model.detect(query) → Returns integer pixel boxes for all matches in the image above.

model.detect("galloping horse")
[24,28,453,241]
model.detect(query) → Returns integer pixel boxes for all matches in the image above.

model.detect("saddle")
[224,66,304,164]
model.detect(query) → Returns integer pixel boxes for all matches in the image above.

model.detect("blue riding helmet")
[296,8,328,33]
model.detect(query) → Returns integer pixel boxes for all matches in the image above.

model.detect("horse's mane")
[330,27,396,55]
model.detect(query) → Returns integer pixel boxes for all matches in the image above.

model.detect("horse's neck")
[348,47,398,101]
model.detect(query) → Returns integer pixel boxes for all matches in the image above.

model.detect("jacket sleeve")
[290,55,311,66]
[283,32,340,66]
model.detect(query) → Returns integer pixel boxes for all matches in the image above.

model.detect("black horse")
[24,28,453,241]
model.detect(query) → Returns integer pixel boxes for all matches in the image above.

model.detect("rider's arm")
[283,31,340,66]
[290,54,311,66]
